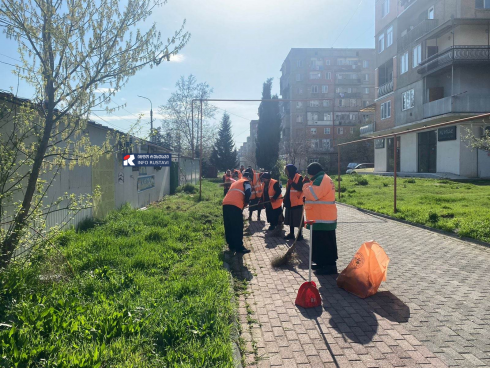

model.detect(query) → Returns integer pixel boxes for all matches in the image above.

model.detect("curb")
[336,202,490,249]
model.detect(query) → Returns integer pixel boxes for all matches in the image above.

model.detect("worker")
[232,169,242,180]
[283,164,304,241]
[222,170,253,254]
[246,168,264,222]
[240,165,245,173]
[222,169,235,196]
[302,162,338,275]
[260,172,283,231]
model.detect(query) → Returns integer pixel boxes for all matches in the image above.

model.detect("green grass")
[337,175,490,243]
[0,180,235,367]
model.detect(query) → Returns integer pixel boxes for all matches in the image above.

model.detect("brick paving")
[228,204,490,368]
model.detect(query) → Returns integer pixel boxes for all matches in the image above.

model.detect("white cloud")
[169,54,185,63]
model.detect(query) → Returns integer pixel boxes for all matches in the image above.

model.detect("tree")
[210,112,238,171]
[256,78,281,171]
[284,128,311,168]
[0,0,189,268]
[463,125,490,152]
[337,126,374,172]
[160,75,217,157]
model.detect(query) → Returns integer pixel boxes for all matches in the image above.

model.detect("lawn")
[0,180,236,367]
[337,175,490,244]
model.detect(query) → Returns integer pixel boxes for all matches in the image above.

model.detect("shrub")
[177,183,197,194]
[382,182,389,187]
[353,175,369,186]
[404,178,416,184]
[427,211,439,223]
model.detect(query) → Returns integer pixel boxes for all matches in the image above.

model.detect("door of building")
[387,136,400,172]
[418,131,437,173]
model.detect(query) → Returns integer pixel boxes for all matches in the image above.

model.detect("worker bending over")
[283,164,304,241]
[222,170,253,254]
[303,162,338,275]
[260,173,283,231]
[246,168,264,222]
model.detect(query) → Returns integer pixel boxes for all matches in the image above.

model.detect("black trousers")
[265,204,282,227]
[223,205,244,250]
[311,230,338,266]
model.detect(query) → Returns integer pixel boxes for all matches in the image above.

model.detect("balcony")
[335,92,361,98]
[418,46,490,75]
[398,19,439,53]
[423,94,490,119]
[377,80,394,98]
[360,123,375,136]
[307,120,333,126]
[335,78,361,85]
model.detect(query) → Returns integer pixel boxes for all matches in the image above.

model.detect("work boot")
[235,247,251,254]
[284,233,295,240]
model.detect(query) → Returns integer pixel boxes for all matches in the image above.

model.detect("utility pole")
[138,95,153,143]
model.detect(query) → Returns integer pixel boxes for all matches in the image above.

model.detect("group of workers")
[222,162,338,275]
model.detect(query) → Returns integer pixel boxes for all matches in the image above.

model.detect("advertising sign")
[137,175,155,192]
[123,153,171,167]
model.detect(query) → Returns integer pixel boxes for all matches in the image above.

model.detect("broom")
[271,201,306,267]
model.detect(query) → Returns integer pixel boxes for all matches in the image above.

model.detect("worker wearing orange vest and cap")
[302,162,338,275]
[260,172,283,231]
[246,168,264,222]
[222,170,235,196]
[222,170,253,254]
[283,164,304,241]
[232,169,242,180]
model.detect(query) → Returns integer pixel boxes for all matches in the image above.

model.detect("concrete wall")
[437,128,461,174]
[478,149,490,178]
[374,141,388,172]
[459,125,479,177]
[400,133,417,172]
[395,80,424,126]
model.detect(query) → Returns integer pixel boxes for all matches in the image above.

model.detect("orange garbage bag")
[336,241,390,299]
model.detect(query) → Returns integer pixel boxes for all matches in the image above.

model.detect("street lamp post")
[138,95,153,142]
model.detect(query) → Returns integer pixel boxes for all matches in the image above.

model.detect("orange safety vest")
[288,173,303,208]
[303,174,337,227]
[223,178,248,209]
[233,170,242,180]
[264,179,283,210]
[250,171,264,200]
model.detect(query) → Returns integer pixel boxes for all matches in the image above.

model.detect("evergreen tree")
[256,78,281,172]
[210,112,238,171]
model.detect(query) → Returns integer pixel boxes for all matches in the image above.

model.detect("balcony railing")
[360,123,375,136]
[423,94,490,119]
[336,78,361,85]
[418,46,490,75]
[335,92,361,98]
[377,80,394,98]
[398,19,439,53]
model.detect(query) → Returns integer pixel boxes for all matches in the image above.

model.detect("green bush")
[427,211,440,223]
[353,175,369,186]
[404,178,416,184]
[176,183,197,194]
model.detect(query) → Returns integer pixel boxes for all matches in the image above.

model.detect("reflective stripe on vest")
[309,186,319,201]
[229,188,245,195]
[267,179,283,209]
[223,179,247,208]
[303,174,337,224]
[305,201,336,205]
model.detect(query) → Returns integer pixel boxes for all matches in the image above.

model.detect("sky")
[0,0,375,149]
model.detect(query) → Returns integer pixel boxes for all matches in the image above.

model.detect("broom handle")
[309,223,313,283]
[246,197,284,209]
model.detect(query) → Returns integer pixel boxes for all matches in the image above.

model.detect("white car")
[347,163,374,174]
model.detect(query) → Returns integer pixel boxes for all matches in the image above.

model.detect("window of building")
[378,34,385,53]
[363,100,370,107]
[296,115,303,123]
[322,139,331,149]
[312,85,319,93]
[364,87,369,94]
[413,44,422,67]
[309,72,321,80]
[363,60,369,68]
[296,101,303,108]
[402,89,415,110]
[400,52,409,74]
[337,127,344,135]
[322,85,328,93]
[326,59,331,65]
[381,100,391,119]
[323,100,331,107]
[350,99,357,107]
[364,74,369,81]
[310,100,320,107]
[347,87,352,93]
[296,60,303,67]
[382,0,390,17]
[324,127,331,134]
[311,140,320,149]
[326,72,332,80]
[324,113,332,121]
[298,87,303,94]
[350,127,354,134]
[310,128,317,135]
[428,6,435,18]
[296,73,302,81]
[337,58,346,65]
[387,26,393,47]
[350,113,357,120]
[363,114,370,122]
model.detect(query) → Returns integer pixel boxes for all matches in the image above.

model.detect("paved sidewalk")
[229,204,490,368]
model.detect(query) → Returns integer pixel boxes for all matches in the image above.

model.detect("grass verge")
[0,180,236,367]
[337,175,490,244]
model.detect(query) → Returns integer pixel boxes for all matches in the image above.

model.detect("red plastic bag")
[337,241,390,299]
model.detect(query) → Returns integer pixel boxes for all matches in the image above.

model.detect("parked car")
[345,163,358,174]
[348,163,374,174]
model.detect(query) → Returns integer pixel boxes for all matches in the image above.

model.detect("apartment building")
[238,120,259,168]
[280,48,376,170]
[364,0,490,178]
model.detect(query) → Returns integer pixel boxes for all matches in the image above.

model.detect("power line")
[332,0,366,47]
[0,52,21,63]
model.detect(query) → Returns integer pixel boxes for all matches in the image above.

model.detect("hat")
[243,169,253,179]
[307,162,323,176]
[261,172,271,180]
[285,164,297,178]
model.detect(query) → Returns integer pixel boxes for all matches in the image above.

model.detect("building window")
[350,127,354,134]
[322,139,331,149]
[382,0,390,17]
[364,87,369,94]
[312,85,319,93]
[296,101,303,108]
[402,89,415,111]
[381,100,391,119]
[387,26,393,47]
[413,44,422,67]
[364,74,369,81]
[324,113,332,121]
[296,60,303,67]
[311,140,320,149]
[296,73,302,81]
[324,127,331,134]
[298,87,303,94]
[309,100,320,107]
[296,115,303,123]
[322,85,328,93]
[337,127,344,135]
[400,52,409,74]
[311,128,317,135]
[309,72,321,80]
[337,58,346,65]
[363,60,369,68]
[363,100,370,107]
[428,6,435,18]
[326,59,331,65]
[326,72,332,80]
[350,99,357,107]
[322,100,331,107]
[378,34,385,53]
[350,113,357,120]
[476,0,490,8]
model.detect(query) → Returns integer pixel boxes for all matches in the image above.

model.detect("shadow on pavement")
[224,251,253,283]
